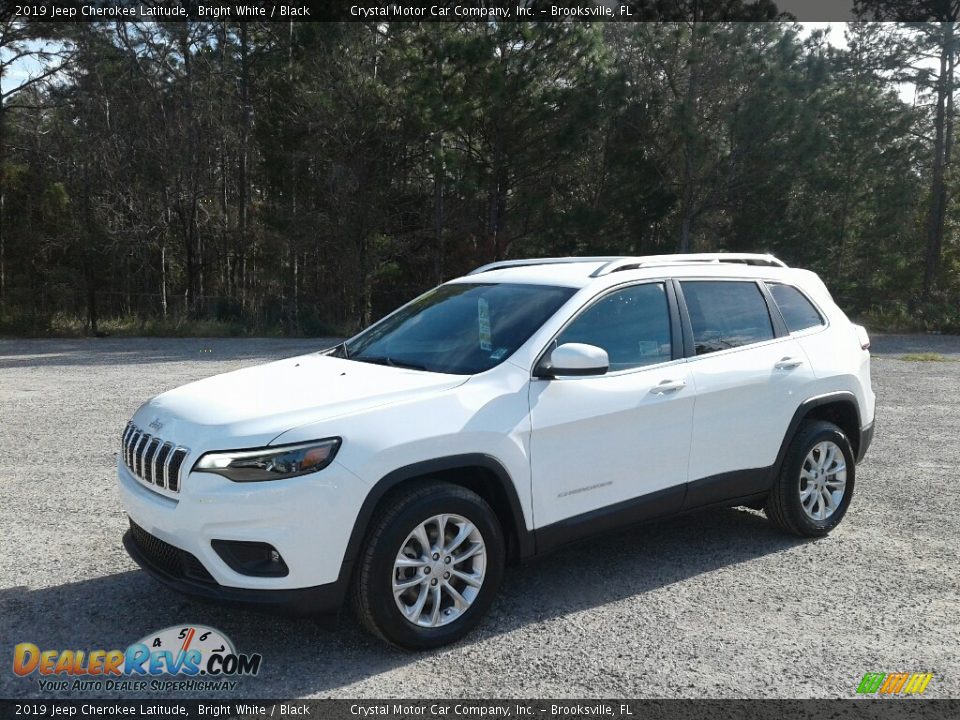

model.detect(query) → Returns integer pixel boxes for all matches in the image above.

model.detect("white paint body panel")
[529,362,694,527]
[685,336,817,480]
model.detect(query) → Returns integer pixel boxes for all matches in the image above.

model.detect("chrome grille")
[121,422,189,494]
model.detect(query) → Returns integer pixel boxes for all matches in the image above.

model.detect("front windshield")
[337,283,575,375]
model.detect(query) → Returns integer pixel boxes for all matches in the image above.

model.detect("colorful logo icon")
[856,672,933,695]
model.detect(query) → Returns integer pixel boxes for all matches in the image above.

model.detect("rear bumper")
[857,421,874,462]
[123,524,346,617]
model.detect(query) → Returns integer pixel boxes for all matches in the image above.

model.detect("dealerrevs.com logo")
[13,625,262,693]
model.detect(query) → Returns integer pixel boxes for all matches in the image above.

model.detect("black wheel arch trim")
[774,391,864,476]
[338,454,534,588]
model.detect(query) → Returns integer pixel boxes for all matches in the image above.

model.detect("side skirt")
[682,466,773,510]
[534,467,773,556]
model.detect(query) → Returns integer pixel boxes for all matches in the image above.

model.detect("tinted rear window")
[680,281,775,355]
[769,283,824,332]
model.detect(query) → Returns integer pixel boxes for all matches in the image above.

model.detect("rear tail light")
[855,324,871,350]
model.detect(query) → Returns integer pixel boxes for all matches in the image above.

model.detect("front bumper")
[122,523,343,615]
[117,456,369,602]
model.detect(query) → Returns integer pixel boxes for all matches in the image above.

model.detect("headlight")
[193,438,341,482]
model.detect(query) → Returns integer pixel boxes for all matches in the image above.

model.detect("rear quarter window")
[768,283,824,333]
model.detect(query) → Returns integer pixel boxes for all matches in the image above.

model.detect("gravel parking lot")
[1,334,958,699]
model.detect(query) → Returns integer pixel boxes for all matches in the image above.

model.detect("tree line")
[2,13,959,337]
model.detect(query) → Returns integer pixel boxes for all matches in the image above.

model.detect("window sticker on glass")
[637,340,660,357]
[478,298,492,351]
[490,347,508,360]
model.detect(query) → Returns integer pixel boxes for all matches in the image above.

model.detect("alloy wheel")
[799,440,847,521]
[392,513,487,627]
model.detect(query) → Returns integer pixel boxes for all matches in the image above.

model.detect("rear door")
[677,279,817,507]
[529,281,694,535]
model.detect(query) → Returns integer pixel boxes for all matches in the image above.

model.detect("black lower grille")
[128,520,214,584]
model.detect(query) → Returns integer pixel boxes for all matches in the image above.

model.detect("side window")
[680,281,774,355]
[556,283,671,371]
[769,283,824,333]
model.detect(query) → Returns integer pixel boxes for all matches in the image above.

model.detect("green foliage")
[0,20,957,336]
[900,353,953,361]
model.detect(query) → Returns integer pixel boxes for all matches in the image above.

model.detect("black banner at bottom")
[1,700,959,720]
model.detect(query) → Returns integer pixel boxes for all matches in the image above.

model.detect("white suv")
[118,253,875,649]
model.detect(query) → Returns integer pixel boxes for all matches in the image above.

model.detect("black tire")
[352,480,505,650]
[765,420,856,537]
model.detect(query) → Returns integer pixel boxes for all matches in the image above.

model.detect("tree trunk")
[923,22,954,301]
[678,22,702,254]
[433,132,445,284]
[0,102,6,307]
[237,23,252,310]
[160,239,168,319]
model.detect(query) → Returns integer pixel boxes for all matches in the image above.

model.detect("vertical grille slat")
[168,448,187,492]
[154,443,171,489]
[136,434,151,477]
[143,438,161,484]
[120,423,188,495]
[131,431,144,471]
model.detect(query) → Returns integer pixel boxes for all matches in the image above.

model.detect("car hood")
[131,353,468,449]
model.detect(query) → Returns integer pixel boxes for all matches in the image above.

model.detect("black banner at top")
[2,0,883,23]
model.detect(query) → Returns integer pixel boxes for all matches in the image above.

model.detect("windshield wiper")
[353,355,429,371]
[324,341,349,358]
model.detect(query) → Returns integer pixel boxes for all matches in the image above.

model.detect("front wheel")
[353,481,505,650]
[765,420,856,537]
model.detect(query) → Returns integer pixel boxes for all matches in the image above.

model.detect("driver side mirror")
[535,343,609,379]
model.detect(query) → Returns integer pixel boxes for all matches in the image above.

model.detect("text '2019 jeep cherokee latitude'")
[119,253,875,649]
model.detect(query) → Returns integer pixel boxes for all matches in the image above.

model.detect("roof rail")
[467,257,622,276]
[590,253,787,277]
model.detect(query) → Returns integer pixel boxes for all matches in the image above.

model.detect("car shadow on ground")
[1,506,805,699]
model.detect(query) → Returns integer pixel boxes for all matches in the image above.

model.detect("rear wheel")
[353,481,505,649]
[765,420,855,537]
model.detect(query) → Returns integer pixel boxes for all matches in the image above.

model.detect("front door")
[528,282,694,537]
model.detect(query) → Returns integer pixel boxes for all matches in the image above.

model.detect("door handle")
[775,356,804,370]
[650,379,686,394]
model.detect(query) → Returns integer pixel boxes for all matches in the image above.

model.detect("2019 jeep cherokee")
[118,253,875,649]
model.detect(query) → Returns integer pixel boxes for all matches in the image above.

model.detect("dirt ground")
[1,334,957,698]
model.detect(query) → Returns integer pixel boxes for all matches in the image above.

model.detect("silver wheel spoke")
[452,542,484,564]
[434,515,448,546]
[452,568,483,588]
[443,581,469,610]
[406,583,429,622]
[428,585,442,626]
[394,575,425,593]
[395,555,427,568]
[827,461,846,477]
[821,488,835,512]
[413,523,433,555]
[444,521,475,555]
